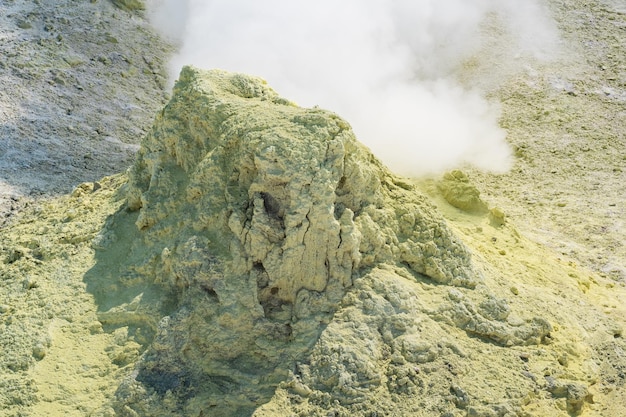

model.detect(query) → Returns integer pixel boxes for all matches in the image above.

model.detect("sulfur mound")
[88,67,555,416]
[438,170,489,214]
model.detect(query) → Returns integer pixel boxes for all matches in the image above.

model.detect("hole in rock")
[200,284,218,300]
[260,192,282,219]
[335,175,347,196]
[253,262,269,289]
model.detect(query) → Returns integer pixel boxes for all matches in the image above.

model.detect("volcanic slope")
[1,0,626,415]
[2,68,624,417]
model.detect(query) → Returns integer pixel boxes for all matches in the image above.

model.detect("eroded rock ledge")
[90,67,555,416]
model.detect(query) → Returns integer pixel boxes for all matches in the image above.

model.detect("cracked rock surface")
[85,68,559,416]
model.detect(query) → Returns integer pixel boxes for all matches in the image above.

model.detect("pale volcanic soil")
[462,0,626,284]
[0,1,624,417]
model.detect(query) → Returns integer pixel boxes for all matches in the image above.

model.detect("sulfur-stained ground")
[0,0,625,416]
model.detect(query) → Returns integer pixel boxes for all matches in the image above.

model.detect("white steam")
[146,0,560,176]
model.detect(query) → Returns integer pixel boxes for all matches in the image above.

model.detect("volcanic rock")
[438,170,489,214]
[84,67,555,416]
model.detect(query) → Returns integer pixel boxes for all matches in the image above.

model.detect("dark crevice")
[259,192,282,220]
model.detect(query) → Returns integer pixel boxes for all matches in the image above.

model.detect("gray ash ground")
[0,0,170,204]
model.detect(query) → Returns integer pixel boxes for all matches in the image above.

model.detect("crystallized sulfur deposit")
[87,68,562,416]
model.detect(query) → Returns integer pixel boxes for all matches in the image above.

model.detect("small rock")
[6,247,26,264]
[438,170,489,214]
[104,33,118,44]
[23,278,39,290]
[53,74,67,86]
[545,378,592,416]
[89,321,104,334]
[64,55,84,67]
[16,19,32,29]
[450,384,471,409]
[97,55,112,65]
[489,207,506,227]
[32,344,46,360]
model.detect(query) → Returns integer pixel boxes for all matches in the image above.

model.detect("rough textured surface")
[465,0,626,283]
[0,0,170,204]
[0,176,130,416]
[127,67,478,290]
[82,68,554,416]
[1,0,625,416]
[438,170,489,214]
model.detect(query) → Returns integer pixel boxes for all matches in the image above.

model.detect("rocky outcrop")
[87,67,555,416]
[438,170,489,214]
[126,67,478,291]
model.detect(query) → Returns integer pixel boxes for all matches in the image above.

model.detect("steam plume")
[146,0,559,176]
